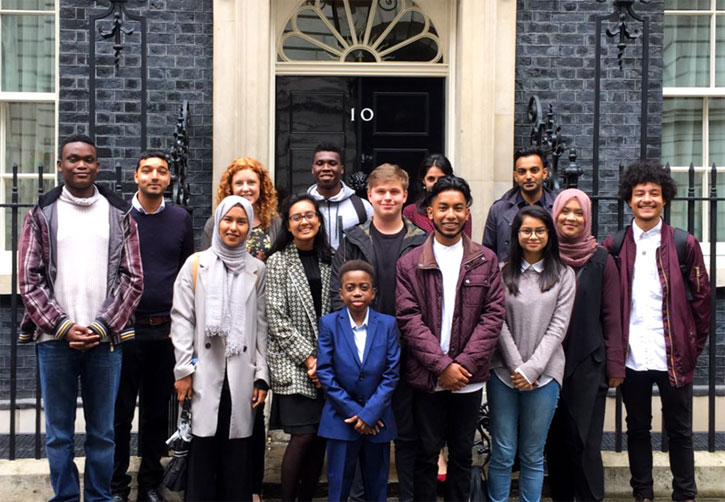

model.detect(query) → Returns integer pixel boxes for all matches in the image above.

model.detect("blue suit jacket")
[316,307,400,443]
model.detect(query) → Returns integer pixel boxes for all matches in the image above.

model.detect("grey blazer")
[171,250,268,439]
[266,243,331,398]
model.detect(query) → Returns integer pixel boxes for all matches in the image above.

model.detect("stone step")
[0,449,723,502]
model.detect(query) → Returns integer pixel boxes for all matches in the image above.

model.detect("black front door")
[275,76,445,204]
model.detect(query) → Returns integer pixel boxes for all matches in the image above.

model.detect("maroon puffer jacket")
[395,234,506,392]
[603,222,711,387]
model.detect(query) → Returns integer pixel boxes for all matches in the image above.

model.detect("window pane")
[719,0,725,9]
[717,16,725,85]
[4,102,55,174]
[1,14,55,92]
[664,15,710,87]
[711,98,725,167]
[663,98,703,166]
[278,0,442,63]
[2,0,54,10]
[665,0,711,8]
[3,177,56,251]
[669,171,703,241]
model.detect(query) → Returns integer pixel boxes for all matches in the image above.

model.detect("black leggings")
[280,433,326,502]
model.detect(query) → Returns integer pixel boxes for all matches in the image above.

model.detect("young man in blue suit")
[317,260,401,502]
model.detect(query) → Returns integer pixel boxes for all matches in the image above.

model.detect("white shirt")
[132,192,165,214]
[627,219,668,371]
[433,238,484,394]
[348,308,369,363]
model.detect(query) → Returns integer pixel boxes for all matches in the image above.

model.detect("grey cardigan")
[490,264,576,386]
[266,243,331,398]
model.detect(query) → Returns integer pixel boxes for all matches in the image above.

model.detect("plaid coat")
[266,242,331,398]
[18,184,144,345]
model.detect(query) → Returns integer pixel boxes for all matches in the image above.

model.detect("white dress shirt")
[132,192,166,214]
[627,219,668,371]
[433,237,484,394]
[348,308,370,363]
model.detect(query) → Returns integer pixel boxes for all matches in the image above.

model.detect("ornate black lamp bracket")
[528,95,569,191]
[97,0,137,69]
[597,0,650,70]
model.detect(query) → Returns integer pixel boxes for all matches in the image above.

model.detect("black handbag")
[163,398,192,492]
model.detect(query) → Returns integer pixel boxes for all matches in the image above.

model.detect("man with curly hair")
[603,160,711,502]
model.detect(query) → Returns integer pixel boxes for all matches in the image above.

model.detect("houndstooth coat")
[266,242,331,398]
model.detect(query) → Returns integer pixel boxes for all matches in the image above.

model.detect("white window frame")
[0,2,58,286]
[663,1,725,283]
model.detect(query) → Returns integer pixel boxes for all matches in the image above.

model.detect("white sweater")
[54,186,110,329]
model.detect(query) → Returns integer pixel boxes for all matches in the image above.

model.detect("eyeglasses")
[289,211,318,223]
[519,228,548,238]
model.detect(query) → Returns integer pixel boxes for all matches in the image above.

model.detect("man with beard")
[482,146,555,261]
[306,143,372,249]
[396,176,506,502]
[112,152,194,502]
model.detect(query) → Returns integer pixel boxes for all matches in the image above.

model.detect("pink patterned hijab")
[552,189,599,268]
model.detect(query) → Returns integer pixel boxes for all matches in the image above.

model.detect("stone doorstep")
[0,450,723,502]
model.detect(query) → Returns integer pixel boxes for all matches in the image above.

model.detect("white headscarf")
[206,196,254,357]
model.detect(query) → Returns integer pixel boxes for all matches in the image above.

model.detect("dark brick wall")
[514,0,664,239]
[58,0,214,239]
[0,298,37,401]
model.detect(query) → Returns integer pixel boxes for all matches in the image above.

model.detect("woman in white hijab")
[171,195,269,502]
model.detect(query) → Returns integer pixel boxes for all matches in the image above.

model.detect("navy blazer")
[316,307,400,443]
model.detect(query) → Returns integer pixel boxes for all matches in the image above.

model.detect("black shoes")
[138,488,165,502]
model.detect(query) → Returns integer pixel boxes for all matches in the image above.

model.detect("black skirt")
[270,391,325,435]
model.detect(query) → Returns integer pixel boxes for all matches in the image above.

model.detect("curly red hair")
[216,158,279,231]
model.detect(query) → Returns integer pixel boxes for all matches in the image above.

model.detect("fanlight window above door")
[278,0,443,63]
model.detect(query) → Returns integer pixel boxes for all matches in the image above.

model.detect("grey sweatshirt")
[490,264,576,387]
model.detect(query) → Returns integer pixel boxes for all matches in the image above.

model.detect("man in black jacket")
[482,146,555,261]
[330,163,427,502]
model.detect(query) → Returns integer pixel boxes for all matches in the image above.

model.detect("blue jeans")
[38,341,123,502]
[487,373,559,502]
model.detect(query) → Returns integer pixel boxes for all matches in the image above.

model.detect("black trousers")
[546,383,607,502]
[392,378,416,502]
[413,389,481,502]
[112,328,175,497]
[186,375,252,502]
[251,403,266,494]
[621,369,696,501]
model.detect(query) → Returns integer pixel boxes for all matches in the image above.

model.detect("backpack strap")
[673,227,693,302]
[610,227,628,264]
[191,252,200,292]
[350,194,368,225]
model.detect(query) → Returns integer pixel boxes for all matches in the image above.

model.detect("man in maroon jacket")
[396,176,506,502]
[603,160,711,502]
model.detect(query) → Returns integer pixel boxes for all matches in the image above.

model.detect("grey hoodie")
[307,181,373,249]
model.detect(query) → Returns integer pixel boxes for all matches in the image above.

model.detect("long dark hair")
[415,153,454,214]
[270,193,332,263]
[501,205,563,295]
